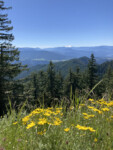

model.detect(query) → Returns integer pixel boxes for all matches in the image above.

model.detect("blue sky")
[4,0,113,48]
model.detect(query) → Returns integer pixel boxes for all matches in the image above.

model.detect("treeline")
[12,54,113,109]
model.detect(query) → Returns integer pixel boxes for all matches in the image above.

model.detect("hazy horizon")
[18,45,113,49]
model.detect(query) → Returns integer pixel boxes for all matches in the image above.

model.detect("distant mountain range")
[16,56,89,79]
[16,46,113,79]
[16,56,113,79]
[18,46,113,67]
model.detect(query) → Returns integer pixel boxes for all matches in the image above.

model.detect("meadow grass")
[0,98,113,150]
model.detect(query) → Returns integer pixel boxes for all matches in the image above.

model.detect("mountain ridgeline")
[16,46,113,79]
[16,56,113,79]
[16,57,89,79]
[19,46,113,67]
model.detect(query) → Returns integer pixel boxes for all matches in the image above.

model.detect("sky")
[3,0,113,48]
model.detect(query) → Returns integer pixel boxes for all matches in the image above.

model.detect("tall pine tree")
[46,61,56,98]
[87,53,97,90]
[0,1,25,115]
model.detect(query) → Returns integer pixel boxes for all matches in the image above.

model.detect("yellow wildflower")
[55,110,61,114]
[88,106,102,114]
[52,121,61,125]
[47,107,53,110]
[22,115,30,124]
[88,106,95,109]
[64,128,70,132]
[26,121,35,129]
[101,107,110,112]
[82,113,88,116]
[87,127,96,132]
[37,129,46,135]
[76,124,88,131]
[83,113,95,119]
[97,99,108,106]
[107,101,113,107]
[38,118,47,125]
[89,115,95,117]
[60,113,63,116]
[76,124,96,132]
[80,104,85,106]
[88,98,94,102]
[94,138,98,142]
[83,116,89,119]
[52,117,62,125]
[43,112,51,116]
[94,109,102,114]
[84,114,95,119]
[13,121,18,125]
[56,107,62,110]
[79,104,85,108]
[53,112,58,115]
[37,131,43,135]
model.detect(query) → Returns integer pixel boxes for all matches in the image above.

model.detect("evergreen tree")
[11,80,24,105]
[38,70,47,97]
[26,73,39,105]
[55,71,63,99]
[32,73,39,100]
[103,65,113,97]
[46,61,56,105]
[0,1,25,115]
[47,61,55,96]
[64,69,73,97]
[64,67,82,97]
[87,54,97,90]
[23,78,34,103]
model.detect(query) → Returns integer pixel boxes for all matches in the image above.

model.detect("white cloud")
[64,45,72,48]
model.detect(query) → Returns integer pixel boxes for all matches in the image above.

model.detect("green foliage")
[1,98,113,149]
[0,1,26,115]
[87,54,98,90]
[22,62,64,107]
[46,61,56,99]
[102,66,113,99]
[97,60,113,77]
[16,56,89,79]
[20,54,113,107]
